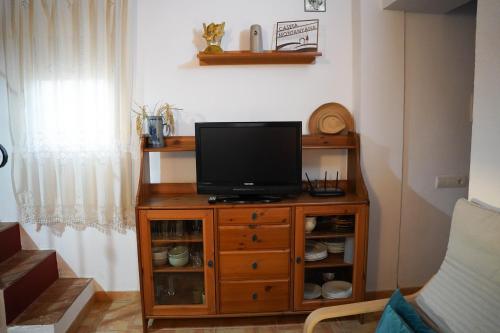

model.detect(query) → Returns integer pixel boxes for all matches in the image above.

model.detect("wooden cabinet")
[135,132,369,325]
[138,209,216,316]
[293,205,368,311]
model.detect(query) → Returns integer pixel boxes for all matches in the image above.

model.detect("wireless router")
[305,171,345,197]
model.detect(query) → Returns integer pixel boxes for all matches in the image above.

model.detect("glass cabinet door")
[294,205,367,311]
[139,210,215,316]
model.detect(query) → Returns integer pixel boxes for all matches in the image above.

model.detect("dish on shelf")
[152,247,168,258]
[152,247,168,266]
[169,245,188,257]
[332,217,355,232]
[324,240,345,254]
[304,283,322,300]
[305,217,317,233]
[322,280,352,299]
[305,241,328,261]
[169,255,189,267]
[168,245,189,267]
[322,272,336,281]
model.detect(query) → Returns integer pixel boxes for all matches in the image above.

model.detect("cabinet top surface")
[137,191,368,210]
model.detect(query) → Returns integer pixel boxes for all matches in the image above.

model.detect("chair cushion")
[416,199,500,332]
[376,305,415,333]
[388,290,434,333]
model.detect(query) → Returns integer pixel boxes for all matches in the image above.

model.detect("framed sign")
[275,19,319,52]
[305,0,326,12]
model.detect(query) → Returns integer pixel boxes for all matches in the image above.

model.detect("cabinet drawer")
[218,207,290,225]
[219,224,290,251]
[219,251,289,280]
[220,280,289,313]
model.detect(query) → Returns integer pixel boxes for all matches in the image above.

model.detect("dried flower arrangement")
[132,102,182,136]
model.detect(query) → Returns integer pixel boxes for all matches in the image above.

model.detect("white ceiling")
[383,0,472,14]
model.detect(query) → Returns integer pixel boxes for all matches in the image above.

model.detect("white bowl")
[304,283,322,300]
[169,255,189,267]
[153,257,167,266]
[322,272,336,281]
[305,217,317,233]
[169,246,188,258]
[321,281,352,299]
[152,248,168,260]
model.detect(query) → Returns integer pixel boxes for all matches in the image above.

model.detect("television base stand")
[208,195,282,204]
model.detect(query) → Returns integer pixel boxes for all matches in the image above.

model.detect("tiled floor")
[76,295,378,333]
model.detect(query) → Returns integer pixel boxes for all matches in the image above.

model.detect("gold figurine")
[202,22,225,53]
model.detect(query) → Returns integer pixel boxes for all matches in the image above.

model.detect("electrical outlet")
[435,175,468,189]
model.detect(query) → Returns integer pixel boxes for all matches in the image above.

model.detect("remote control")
[208,195,217,204]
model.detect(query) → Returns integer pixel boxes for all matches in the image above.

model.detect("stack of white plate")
[324,239,345,254]
[304,241,328,261]
[152,247,168,266]
[304,283,322,300]
[321,281,352,299]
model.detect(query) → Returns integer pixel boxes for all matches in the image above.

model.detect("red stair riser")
[0,224,21,262]
[4,252,59,324]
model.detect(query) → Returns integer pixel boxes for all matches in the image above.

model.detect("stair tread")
[0,222,18,233]
[9,278,93,326]
[0,250,56,290]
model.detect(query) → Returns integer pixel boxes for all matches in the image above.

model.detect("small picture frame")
[305,0,326,12]
[276,19,319,52]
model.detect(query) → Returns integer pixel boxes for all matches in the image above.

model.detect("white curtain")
[1,0,134,230]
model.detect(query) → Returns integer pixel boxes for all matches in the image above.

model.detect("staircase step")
[0,223,21,263]
[8,278,93,333]
[0,250,59,324]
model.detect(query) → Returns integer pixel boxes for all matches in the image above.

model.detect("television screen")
[195,122,302,197]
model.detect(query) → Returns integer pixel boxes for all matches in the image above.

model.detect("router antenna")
[305,172,314,191]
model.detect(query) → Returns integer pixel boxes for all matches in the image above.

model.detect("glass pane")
[303,214,355,301]
[149,219,206,306]
[150,220,203,242]
[153,272,205,305]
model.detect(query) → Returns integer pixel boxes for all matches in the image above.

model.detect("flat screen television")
[195,122,302,203]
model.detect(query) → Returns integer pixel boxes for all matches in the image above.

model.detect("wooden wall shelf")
[143,136,195,152]
[197,51,322,66]
[142,133,356,153]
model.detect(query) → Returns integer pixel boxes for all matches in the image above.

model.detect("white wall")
[355,0,405,292]
[20,224,139,291]
[136,0,353,133]
[398,10,475,288]
[137,0,354,184]
[469,0,500,208]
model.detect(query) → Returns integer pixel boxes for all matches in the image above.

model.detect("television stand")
[135,132,369,325]
[208,194,282,204]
